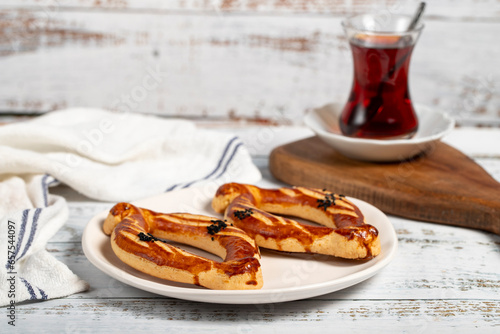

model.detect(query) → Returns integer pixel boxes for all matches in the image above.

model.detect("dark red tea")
[340,35,418,139]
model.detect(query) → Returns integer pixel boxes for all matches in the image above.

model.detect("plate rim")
[82,187,398,304]
[304,103,455,146]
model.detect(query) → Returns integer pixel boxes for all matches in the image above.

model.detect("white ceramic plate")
[82,187,397,304]
[304,103,455,162]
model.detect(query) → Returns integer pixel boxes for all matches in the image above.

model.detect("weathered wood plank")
[0,11,498,123]
[10,298,500,333]
[443,128,500,159]
[2,0,500,19]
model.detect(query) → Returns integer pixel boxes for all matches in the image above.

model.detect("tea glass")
[340,14,424,139]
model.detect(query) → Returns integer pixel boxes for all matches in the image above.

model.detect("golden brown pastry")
[103,202,263,289]
[212,183,380,260]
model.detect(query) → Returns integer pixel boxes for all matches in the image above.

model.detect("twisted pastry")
[212,183,381,260]
[103,202,263,290]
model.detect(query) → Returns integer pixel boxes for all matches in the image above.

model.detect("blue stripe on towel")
[181,136,239,189]
[215,142,243,179]
[37,287,48,300]
[17,208,42,261]
[198,136,239,181]
[166,136,239,191]
[42,174,50,207]
[166,184,178,192]
[42,174,58,207]
[20,277,37,300]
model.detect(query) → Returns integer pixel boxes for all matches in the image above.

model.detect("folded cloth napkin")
[0,108,261,306]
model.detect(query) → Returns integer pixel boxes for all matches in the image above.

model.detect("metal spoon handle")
[385,1,427,79]
[364,2,426,123]
[407,2,426,31]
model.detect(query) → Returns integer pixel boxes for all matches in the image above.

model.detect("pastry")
[212,183,380,260]
[103,202,263,289]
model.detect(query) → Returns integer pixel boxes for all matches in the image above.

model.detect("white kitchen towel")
[0,108,261,306]
[0,175,88,306]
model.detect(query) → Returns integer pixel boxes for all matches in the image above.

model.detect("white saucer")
[304,103,455,162]
[82,187,397,304]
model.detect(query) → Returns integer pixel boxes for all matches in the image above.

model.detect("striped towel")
[0,108,261,306]
[0,175,87,304]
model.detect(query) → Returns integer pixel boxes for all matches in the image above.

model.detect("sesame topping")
[207,219,228,237]
[138,232,160,242]
[234,208,254,220]
[317,193,336,211]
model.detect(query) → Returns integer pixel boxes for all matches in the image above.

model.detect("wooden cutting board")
[269,136,500,235]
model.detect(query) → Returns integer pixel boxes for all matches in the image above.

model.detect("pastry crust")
[212,183,381,260]
[103,202,263,290]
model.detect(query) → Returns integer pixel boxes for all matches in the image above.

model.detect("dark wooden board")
[269,136,500,235]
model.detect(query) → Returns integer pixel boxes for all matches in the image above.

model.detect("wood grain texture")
[10,299,500,333]
[0,4,498,124]
[269,137,500,235]
[3,0,500,18]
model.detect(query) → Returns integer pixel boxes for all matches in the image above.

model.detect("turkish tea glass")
[340,14,424,139]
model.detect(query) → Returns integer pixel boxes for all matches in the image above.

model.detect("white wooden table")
[1,1,499,125]
[8,125,500,333]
